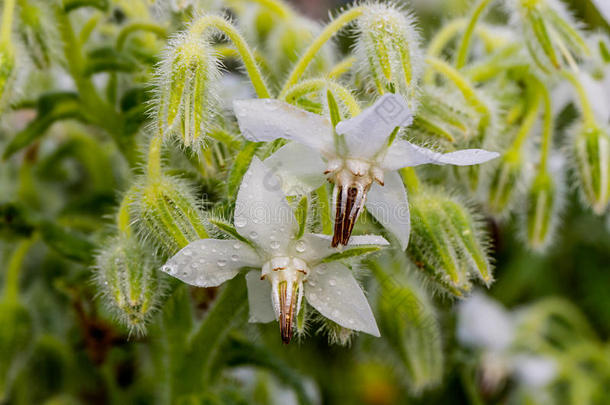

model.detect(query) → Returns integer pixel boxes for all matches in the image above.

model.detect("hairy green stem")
[280,6,365,97]
[243,0,292,18]
[283,78,361,116]
[455,0,493,69]
[328,56,356,79]
[512,82,541,152]
[117,22,167,50]
[189,16,271,98]
[564,71,596,129]
[147,133,163,180]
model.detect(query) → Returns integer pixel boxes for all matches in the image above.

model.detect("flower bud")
[355,4,423,108]
[408,190,492,296]
[487,150,523,215]
[524,169,562,251]
[376,265,443,393]
[511,0,589,73]
[132,176,208,255]
[95,236,164,334]
[572,125,610,215]
[0,300,32,399]
[155,33,220,147]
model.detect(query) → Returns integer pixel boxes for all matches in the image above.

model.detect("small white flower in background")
[161,157,386,343]
[233,94,499,250]
[457,292,514,352]
[511,355,557,388]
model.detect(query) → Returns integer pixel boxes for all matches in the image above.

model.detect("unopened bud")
[95,236,164,334]
[377,271,443,392]
[356,4,422,108]
[572,125,610,215]
[512,0,589,73]
[487,150,523,215]
[155,33,219,147]
[408,190,492,296]
[524,169,562,251]
[132,175,208,255]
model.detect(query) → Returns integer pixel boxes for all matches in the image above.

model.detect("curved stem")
[282,78,361,116]
[425,57,490,120]
[400,167,420,194]
[564,71,596,129]
[117,22,167,50]
[243,0,292,18]
[328,56,356,79]
[189,16,270,98]
[3,236,37,302]
[279,6,365,97]
[1,0,15,46]
[512,82,541,152]
[455,0,493,69]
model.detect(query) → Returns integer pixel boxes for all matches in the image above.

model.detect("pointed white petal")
[264,142,327,195]
[305,262,380,336]
[235,157,298,253]
[245,270,276,323]
[592,0,610,24]
[365,171,410,250]
[161,239,261,287]
[233,99,334,154]
[335,94,413,158]
[293,233,389,263]
[382,139,499,170]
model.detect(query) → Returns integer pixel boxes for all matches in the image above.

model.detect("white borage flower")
[161,157,386,343]
[233,94,499,250]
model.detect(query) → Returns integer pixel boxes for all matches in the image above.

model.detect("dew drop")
[190,263,198,269]
[231,254,239,262]
[348,318,355,325]
[234,217,247,228]
[233,242,242,250]
[249,231,258,239]
[270,240,280,250]
[329,278,337,287]
[295,240,306,253]
[217,259,227,267]
[309,293,317,300]
[183,249,192,256]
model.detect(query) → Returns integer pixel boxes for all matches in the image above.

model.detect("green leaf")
[84,47,137,76]
[327,90,341,127]
[208,218,251,245]
[3,92,85,159]
[227,141,261,196]
[295,195,308,240]
[321,246,381,263]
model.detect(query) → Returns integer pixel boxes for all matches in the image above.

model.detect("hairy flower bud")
[524,169,562,251]
[375,262,443,393]
[155,33,220,147]
[487,150,523,215]
[95,236,164,334]
[572,125,610,215]
[132,176,208,255]
[408,190,492,296]
[355,4,423,108]
[510,0,590,73]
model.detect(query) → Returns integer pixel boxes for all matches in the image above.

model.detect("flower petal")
[382,139,499,170]
[294,233,389,263]
[335,94,413,158]
[305,262,380,336]
[233,99,334,154]
[264,142,327,195]
[365,170,410,250]
[591,0,610,24]
[235,157,298,253]
[161,239,261,287]
[245,270,276,323]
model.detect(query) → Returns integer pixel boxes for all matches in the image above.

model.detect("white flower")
[233,94,499,250]
[511,355,557,388]
[161,157,386,343]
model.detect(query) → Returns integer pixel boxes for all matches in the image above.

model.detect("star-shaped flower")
[233,94,499,249]
[161,157,386,343]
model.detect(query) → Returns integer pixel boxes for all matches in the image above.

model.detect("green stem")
[172,276,248,398]
[117,189,137,237]
[400,167,420,194]
[189,16,270,98]
[534,78,553,170]
[243,0,292,18]
[564,71,597,129]
[279,6,365,97]
[426,57,490,120]
[0,0,15,46]
[455,0,493,69]
[3,236,37,302]
[147,133,163,180]
[511,82,541,152]
[282,78,361,116]
[116,22,167,50]
[327,56,356,79]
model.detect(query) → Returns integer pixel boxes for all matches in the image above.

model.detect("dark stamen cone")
[332,186,365,247]
[278,281,299,344]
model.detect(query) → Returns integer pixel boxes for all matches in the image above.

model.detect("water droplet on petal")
[233,242,242,250]
[217,259,227,267]
[183,249,192,256]
[309,293,317,300]
[234,217,247,228]
[270,240,280,249]
[249,231,258,239]
[231,254,239,262]
[329,278,336,287]
[295,240,306,253]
